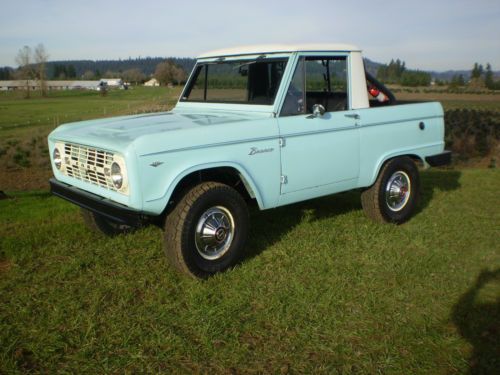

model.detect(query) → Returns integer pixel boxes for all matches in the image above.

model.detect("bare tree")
[82,70,96,80]
[34,43,49,97]
[15,46,34,98]
[155,60,186,86]
[122,68,145,85]
[103,70,121,78]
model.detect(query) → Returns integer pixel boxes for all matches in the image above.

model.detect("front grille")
[62,143,117,191]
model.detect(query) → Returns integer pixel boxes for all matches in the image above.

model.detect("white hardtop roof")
[198,43,361,58]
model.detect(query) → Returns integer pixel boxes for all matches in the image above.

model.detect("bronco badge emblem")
[248,147,274,155]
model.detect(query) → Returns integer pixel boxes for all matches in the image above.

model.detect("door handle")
[344,113,360,120]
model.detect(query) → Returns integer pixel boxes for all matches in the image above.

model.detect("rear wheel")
[164,182,249,279]
[361,157,420,224]
[81,209,134,236]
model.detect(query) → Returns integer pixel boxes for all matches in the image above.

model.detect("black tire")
[164,182,249,279]
[81,208,134,236]
[361,157,420,224]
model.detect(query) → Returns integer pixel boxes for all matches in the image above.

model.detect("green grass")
[0,87,181,139]
[1,169,499,373]
[1,85,499,372]
[0,87,182,188]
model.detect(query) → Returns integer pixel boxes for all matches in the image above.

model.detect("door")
[278,55,360,194]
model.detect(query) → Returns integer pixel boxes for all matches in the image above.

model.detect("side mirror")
[312,104,326,117]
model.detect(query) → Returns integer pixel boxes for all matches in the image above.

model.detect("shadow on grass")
[245,168,462,261]
[245,189,361,260]
[416,168,461,215]
[452,269,500,374]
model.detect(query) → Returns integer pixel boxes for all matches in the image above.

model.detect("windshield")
[181,57,288,105]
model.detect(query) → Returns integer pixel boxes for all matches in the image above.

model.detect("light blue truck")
[48,44,450,278]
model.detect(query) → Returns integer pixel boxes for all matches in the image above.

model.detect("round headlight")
[53,148,61,170]
[111,162,123,189]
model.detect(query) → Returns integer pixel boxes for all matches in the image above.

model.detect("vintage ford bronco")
[48,44,450,278]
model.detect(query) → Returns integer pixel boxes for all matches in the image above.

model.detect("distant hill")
[363,58,383,77]
[428,70,472,81]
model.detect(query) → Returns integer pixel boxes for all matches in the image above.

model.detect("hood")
[49,110,270,151]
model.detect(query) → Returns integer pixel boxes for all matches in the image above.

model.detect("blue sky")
[1,0,499,71]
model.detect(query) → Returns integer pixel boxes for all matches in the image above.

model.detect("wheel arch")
[369,153,423,187]
[162,162,264,214]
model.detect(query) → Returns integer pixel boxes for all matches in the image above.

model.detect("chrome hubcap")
[195,206,235,260]
[385,171,411,212]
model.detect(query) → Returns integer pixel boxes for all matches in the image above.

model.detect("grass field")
[1,169,499,373]
[1,87,499,373]
[0,86,181,138]
[0,87,181,190]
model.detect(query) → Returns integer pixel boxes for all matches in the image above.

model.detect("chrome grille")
[63,143,117,191]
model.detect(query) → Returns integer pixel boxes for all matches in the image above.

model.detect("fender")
[144,161,265,215]
[365,145,439,187]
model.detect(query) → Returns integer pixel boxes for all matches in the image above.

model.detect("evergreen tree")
[484,63,494,89]
[471,63,479,79]
[53,64,67,79]
[0,67,13,80]
[471,63,484,79]
[449,74,465,88]
[376,58,406,83]
[66,65,76,78]
[400,70,431,87]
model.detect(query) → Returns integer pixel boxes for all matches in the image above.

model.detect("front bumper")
[425,151,452,167]
[50,178,149,226]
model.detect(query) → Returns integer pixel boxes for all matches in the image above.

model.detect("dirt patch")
[0,259,12,274]
[0,169,52,191]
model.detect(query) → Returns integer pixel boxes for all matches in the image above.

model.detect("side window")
[281,59,305,116]
[280,56,349,117]
[305,56,348,113]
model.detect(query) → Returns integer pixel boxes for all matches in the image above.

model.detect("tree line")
[462,62,500,90]
[376,59,432,87]
[450,62,500,90]
[6,44,193,97]
[42,57,195,82]
[376,58,499,89]
[5,44,499,95]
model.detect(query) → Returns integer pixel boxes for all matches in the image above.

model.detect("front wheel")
[164,182,249,279]
[361,157,420,224]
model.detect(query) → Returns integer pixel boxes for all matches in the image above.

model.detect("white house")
[99,78,123,88]
[144,78,159,87]
[0,80,38,91]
